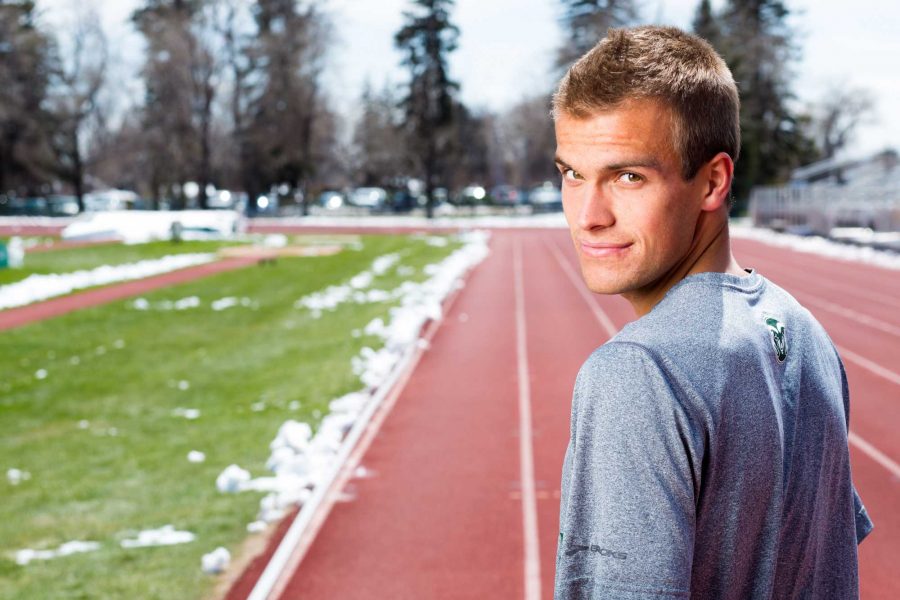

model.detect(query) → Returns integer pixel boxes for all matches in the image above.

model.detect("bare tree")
[46,7,108,212]
[814,84,875,159]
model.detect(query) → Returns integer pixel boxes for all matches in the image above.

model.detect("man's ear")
[700,152,734,212]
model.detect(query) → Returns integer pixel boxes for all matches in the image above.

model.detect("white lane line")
[849,431,900,480]
[836,345,900,387]
[800,295,900,338]
[545,238,618,339]
[513,239,542,600]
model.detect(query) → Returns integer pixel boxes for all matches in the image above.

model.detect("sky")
[37,0,900,158]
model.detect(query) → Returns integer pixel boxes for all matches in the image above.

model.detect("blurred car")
[318,190,346,210]
[490,185,522,205]
[527,181,563,212]
[349,187,388,210]
[48,195,80,216]
[455,185,488,205]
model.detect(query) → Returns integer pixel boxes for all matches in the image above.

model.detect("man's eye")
[618,172,642,184]
[563,168,580,181]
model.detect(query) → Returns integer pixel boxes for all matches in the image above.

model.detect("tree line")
[0,0,875,216]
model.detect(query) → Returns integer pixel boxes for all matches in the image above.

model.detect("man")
[553,26,873,599]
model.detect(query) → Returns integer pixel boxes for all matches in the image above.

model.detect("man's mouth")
[579,240,632,258]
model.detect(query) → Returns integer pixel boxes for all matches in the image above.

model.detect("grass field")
[0,234,460,599]
[0,239,252,287]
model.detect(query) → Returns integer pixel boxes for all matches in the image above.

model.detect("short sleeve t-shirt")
[555,270,873,599]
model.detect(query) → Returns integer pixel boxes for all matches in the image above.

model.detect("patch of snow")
[7,468,31,485]
[120,525,195,548]
[0,254,216,310]
[177,380,191,391]
[133,298,150,310]
[201,546,230,574]
[34,369,48,380]
[251,402,266,412]
[77,420,90,429]
[211,297,239,311]
[70,356,81,365]
[187,451,206,463]
[216,464,251,493]
[246,520,267,533]
[61,210,244,244]
[731,222,900,270]
[293,252,401,313]
[174,296,201,310]
[173,407,200,420]
[15,540,100,565]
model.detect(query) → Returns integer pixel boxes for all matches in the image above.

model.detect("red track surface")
[233,229,897,600]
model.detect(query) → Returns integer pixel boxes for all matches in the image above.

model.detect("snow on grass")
[133,295,257,312]
[187,451,206,463]
[120,525,196,549]
[15,540,100,565]
[7,468,31,485]
[0,253,216,309]
[731,221,900,269]
[172,407,200,420]
[219,231,490,530]
[293,252,401,316]
[201,546,230,574]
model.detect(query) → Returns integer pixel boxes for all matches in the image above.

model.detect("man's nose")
[577,184,615,230]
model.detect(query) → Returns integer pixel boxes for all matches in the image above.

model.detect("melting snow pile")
[294,252,401,317]
[0,253,216,310]
[217,231,490,528]
[15,541,100,565]
[120,525,195,548]
[731,222,900,270]
[201,546,231,574]
[133,295,257,312]
[61,210,244,244]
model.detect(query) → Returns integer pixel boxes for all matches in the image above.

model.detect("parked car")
[318,190,345,210]
[490,185,522,205]
[527,181,563,212]
[349,187,388,210]
[455,185,487,206]
[47,195,80,216]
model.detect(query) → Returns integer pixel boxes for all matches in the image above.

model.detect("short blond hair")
[553,26,740,180]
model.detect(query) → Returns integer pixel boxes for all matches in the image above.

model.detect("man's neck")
[623,211,746,317]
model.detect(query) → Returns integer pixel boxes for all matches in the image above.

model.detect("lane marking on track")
[849,431,900,480]
[513,239,542,600]
[800,295,900,338]
[545,238,618,339]
[836,345,900,387]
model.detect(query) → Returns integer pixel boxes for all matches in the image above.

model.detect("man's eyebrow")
[553,156,573,170]
[553,156,664,173]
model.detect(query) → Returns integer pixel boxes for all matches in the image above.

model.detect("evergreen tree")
[395,0,459,218]
[0,1,55,196]
[691,0,720,47]
[697,0,818,211]
[557,0,640,69]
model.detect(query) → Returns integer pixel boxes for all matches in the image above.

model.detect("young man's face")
[555,99,709,301]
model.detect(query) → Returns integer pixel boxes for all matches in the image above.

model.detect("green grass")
[0,234,461,599]
[0,240,255,287]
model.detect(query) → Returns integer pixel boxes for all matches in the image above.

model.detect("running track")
[236,229,898,599]
[3,226,895,597]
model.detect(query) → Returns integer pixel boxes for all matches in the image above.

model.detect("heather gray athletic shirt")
[555,270,873,599]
